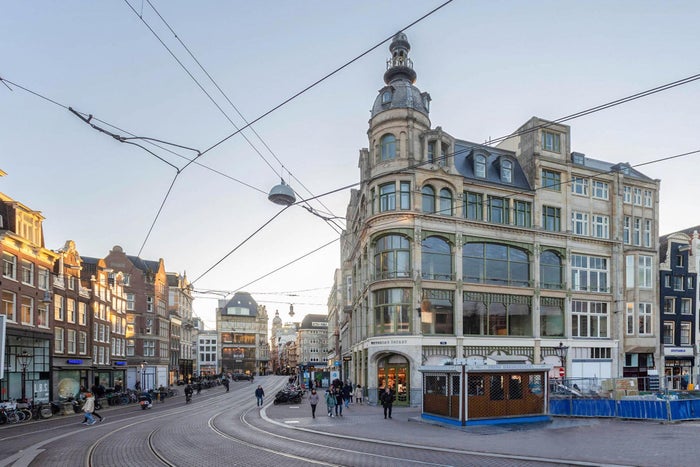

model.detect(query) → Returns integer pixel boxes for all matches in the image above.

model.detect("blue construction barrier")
[550,398,671,421]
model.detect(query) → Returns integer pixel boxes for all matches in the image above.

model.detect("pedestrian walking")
[354,384,363,404]
[255,385,265,406]
[81,393,97,425]
[309,389,319,418]
[380,387,394,419]
[325,389,336,417]
[343,381,352,408]
[334,387,344,417]
[222,377,230,392]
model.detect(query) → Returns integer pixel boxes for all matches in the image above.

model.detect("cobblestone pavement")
[2,378,700,467]
[261,391,700,467]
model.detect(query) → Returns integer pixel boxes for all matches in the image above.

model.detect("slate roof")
[454,141,532,191]
[127,255,160,273]
[221,291,258,316]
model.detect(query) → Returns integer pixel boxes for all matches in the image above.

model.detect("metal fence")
[549,376,700,421]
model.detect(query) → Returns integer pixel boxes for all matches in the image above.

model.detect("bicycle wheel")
[0,412,7,425]
[39,405,53,419]
[21,409,32,421]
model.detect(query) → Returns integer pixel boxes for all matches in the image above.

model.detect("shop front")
[1,334,51,403]
[664,346,695,390]
[377,356,410,405]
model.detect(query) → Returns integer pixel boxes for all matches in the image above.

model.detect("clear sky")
[2,1,699,329]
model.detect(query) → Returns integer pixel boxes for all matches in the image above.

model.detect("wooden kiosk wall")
[419,364,551,426]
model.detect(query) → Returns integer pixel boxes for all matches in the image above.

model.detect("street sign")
[558,367,565,378]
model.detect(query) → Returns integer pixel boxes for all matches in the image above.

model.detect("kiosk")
[419,363,551,426]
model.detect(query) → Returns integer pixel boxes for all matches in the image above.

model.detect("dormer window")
[542,131,561,153]
[439,143,448,167]
[500,159,512,183]
[474,154,486,178]
[381,90,392,104]
[380,134,396,161]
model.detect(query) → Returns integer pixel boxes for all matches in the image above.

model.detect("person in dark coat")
[342,382,352,408]
[255,385,265,406]
[334,387,344,417]
[380,387,395,419]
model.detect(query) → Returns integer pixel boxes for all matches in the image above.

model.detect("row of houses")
[324,33,696,406]
[0,178,201,402]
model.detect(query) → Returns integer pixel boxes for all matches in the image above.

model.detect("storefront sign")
[369,339,409,346]
[114,361,127,366]
[66,359,84,365]
[664,347,694,357]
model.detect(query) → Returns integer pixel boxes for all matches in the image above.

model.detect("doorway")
[377,355,409,406]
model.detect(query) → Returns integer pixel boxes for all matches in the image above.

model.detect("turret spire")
[383,32,417,84]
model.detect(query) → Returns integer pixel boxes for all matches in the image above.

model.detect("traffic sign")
[558,367,565,377]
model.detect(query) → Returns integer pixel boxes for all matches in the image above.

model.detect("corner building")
[340,33,661,406]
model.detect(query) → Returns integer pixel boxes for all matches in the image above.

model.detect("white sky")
[2,1,699,329]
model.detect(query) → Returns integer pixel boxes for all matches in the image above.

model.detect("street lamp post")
[140,361,147,392]
[16,350,32,401]
[554,342,569,380]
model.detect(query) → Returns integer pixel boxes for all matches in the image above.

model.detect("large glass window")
[420,290,454,335]
[463,242,529,287]
[374,288,411,335]
[638,303,653,335]
[592,181,609,200]
[501,160,512,183]
[663,322,674,345]
[38,267,50,290]
[380,134,396,161]
[540,297,564,337]
[399,182,411,210]
[421,236,452,280]
[540,250,563,289]
[427,141,435,163]
[374,235,411,280]
[422,186,435,213]
[542,206,560,232]
[2,291,17,322]
[3,253,17,279]
[542,131,560,153]
[439,188,453,216]
[379,183,396,212]
[20,260,34,285]
[463,192,482,220]
[643,219,652,247]
[623,216,631,244]
[571,211,589,236]
[681,322,692,345]
[513,201,531,227]
[474,154,486,178]
[55,327,64,353]
[638,256,653,289]
[542,169,561,191]
[463,292,532,336]
[20,296,32,325]
[591,215,609,239]
[571,176,588,196]
[623,186,632,204]
[572,300,609,338]
[571,254,608,292]
[488,196,508,224]
[54,295,65,321]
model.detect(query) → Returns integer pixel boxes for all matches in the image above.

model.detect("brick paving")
[262,392,700,467]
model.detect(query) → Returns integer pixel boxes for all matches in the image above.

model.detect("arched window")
[501,159,512,183]
[421,236,452,280]
[422,185,435,213]
[474,154,487,178]
[381,90,392,104]
[381,134,396,161]
[374,235,411,280]
[540,250,563,289]
[439,188,453,216]
[462,242,530,287]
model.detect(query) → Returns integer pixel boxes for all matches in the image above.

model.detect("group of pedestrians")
[312,380,364,418]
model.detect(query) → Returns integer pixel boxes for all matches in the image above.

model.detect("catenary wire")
[142,0,345,234]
